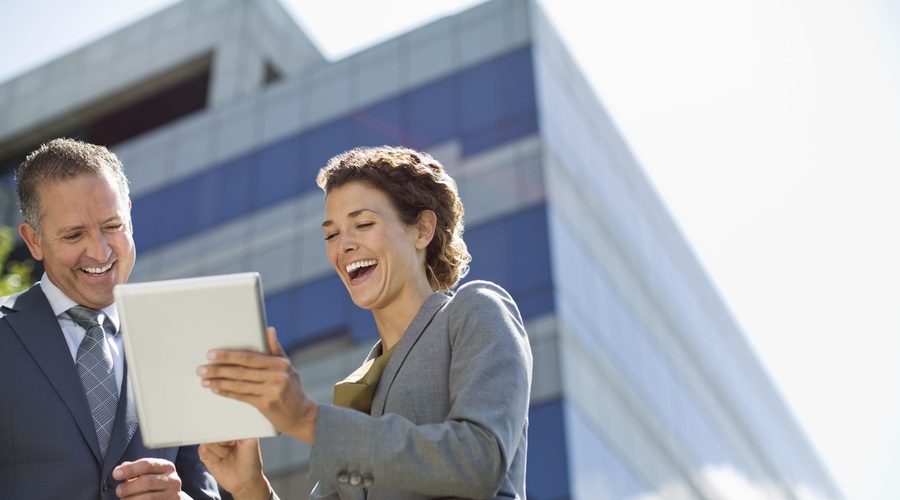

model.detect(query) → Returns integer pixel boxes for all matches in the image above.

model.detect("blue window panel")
[303,120,354,179]
[349,305,379,343]
[133,174,208,251]
[131,189,164,250]
[511,285,555,321]
[564,402,647,499]
[465,206,552,295]
[405,78,456,149]
[506,206,551,293]
[526,400,570,499]
[214,154,254,222]
[459,63,500,136]
[147,180,198,245]
[461,114,538,156]
[266,276,371,351]
[264,289,296,347]
[465,219,511,287]
[464,207,554,322]
[194,168,224,229]
[1,171,15,191]
[254,135,303,209]
[291,276,349,345]
[352,99,405,148]
[497,48,537,120]
[134,177,206,248]
[293,133,323,196]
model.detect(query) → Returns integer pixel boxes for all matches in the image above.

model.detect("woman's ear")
[415,210,437,250]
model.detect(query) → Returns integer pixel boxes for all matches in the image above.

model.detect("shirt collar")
[39,272,121,332]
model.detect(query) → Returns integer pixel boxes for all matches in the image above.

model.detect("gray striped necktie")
[67,306,119,458]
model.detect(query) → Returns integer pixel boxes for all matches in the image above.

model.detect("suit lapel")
[4,285,104,463]
[370,292,450,416]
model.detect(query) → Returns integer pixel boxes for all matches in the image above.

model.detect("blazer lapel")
[370,292,450,416]
[4,285,104,463]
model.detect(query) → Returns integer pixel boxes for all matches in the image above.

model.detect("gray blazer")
[0,284,219,500]
[307,280,532,499]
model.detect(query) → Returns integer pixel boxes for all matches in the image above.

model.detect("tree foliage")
[0,226,34,295]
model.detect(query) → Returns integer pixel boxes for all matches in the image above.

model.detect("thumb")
[266,327,286,357]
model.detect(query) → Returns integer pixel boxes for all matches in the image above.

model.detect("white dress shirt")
[39,273,125,391]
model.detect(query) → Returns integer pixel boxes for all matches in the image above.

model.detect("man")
[0,138,219,499]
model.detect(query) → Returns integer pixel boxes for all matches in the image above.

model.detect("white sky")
[1,1,898,498]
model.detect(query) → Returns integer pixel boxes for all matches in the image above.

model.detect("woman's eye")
[357,222,373,229]
[324,233,337,241]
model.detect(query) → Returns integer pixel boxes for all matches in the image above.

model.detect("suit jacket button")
[349,472,362,486]
[337,471,350,484]
[362,474,374,487]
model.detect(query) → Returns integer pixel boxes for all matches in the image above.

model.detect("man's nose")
[85,232,112,261]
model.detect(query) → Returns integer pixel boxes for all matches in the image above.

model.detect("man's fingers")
[115,472,182,498]
[113,458,181,498]
[114,458,175,480]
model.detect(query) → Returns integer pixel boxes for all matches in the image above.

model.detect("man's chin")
[75,289,116,309]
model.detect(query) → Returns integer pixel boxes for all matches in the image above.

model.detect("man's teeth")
[346,260,377,273]
[83,263,113,274]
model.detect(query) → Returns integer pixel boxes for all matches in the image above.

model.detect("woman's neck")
[372,283,434,351]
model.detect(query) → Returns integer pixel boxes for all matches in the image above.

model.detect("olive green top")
[332,343,398,414]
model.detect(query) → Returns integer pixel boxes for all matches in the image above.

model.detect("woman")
[197,146,532,499]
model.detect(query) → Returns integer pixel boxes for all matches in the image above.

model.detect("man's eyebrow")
[55,224,85,234]
[56,216,124,234]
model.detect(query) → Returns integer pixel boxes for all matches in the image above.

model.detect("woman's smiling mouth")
[346,259,377,280]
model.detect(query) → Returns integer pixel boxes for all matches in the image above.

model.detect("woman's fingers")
[205,349,271,368]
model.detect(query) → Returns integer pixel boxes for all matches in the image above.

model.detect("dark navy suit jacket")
[0,284,219,499]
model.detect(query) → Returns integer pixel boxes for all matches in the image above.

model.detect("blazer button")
[349,472,362,486]
[362,474,374,487]
[337,471,350,484]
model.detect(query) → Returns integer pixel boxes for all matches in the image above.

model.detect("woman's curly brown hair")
[317,145,471,292]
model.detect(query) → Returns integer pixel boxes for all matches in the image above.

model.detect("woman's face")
[322,181,431,311]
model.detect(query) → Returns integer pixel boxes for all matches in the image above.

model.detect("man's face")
[19,172,136,309]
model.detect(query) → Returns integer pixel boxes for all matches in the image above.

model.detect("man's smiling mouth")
[82,262,113,276]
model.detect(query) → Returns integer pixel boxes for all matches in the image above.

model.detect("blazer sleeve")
[174,444,221,499]
[309,281,532,498]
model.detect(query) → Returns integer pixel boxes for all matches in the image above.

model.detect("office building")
[0,0,842,498]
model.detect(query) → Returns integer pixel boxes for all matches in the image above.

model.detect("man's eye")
[62,233,81,241]
[105,224,124,231]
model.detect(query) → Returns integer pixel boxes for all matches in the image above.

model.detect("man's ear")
[18,222,44,261]
[415,210,437,250]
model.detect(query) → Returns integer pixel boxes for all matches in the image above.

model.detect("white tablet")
[113,272,278,448]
